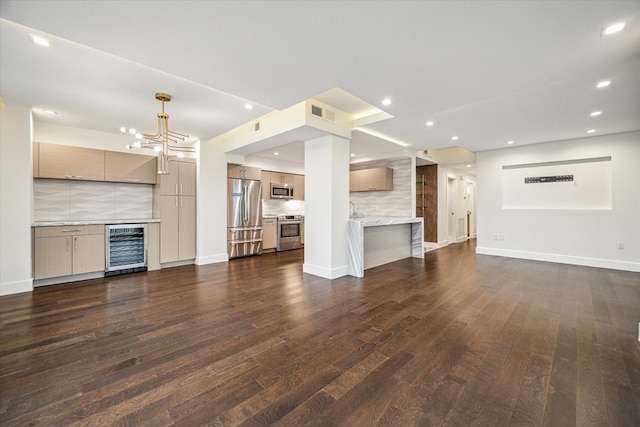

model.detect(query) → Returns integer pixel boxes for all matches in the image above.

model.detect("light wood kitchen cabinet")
[156,161,196,264]
[263,218,277,249]
[159,159,196,196]
[38,143,105,181]
[33,225,105,279]
[104,151,157,184]
[157,195,196,263]
[33,142,40,178]
[349,167,393,192]
[292,174,305,200]
[227,164,262,180]
[270,172,294,185]
[261,171,271,200]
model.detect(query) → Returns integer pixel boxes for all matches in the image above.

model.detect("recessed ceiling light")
[466,165,471,168]
[244,103,253,110]
[425,121,434,127]
[274,152,279,156]
[135,133,142,139]
[507,140,514,145]
[350,153,355,157]
[128,128,136,135]
[596,80,611,88]
[381,98,391,106]
[590,111,602,117]
[451,136,459,141]
[120,127,127,133]
[29,34,51,47]
[602,22,626,36]
[587,129,596,134]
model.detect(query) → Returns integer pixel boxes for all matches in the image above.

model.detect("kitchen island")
[347,217,424,277]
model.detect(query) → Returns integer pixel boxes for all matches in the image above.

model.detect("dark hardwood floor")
[1,241,639,426]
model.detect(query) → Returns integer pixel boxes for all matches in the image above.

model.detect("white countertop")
[33,219,161,227]
[348,217,423,227]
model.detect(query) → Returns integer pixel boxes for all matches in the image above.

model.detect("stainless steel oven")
[277,215,302,251]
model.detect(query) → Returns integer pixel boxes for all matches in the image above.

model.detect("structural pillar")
[303,134,350,279]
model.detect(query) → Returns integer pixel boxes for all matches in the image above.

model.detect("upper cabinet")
[104,151,157,184]
[227,164,261,180]
[292,174,304,201]
[160,159,196,195]
[38,143,105,181]
[270,172,294,185]
[350,167,393,192]
[33,142,40,178]
[36,142,161,185]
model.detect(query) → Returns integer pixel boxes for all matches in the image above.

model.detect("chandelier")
[125,93,195,175]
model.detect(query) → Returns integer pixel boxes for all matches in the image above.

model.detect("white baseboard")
[195,253,229,265]
[303,263,349,279]
[475,246,640,273]
[0,278,34,296]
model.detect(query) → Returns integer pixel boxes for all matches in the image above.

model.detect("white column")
[0,104,34,295]
[303,134,350,279]
[195,138,230,265]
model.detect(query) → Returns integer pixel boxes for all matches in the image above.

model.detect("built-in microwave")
[270,183,294,199]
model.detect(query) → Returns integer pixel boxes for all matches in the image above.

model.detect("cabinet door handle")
[175,184,178,195]
[64,175,84,180]
[175,196,179,208]
[125,178,140,182]
[180,183,183,195]
[66,237,70,252]
[74,236,78,252]
[62,229,82,233]
[180,196,183,208]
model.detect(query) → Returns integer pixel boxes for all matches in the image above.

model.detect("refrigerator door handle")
[243,183,250,225]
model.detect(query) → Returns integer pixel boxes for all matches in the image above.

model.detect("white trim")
[0,278,34,295]
[195,253,229,265]
[303,263,349,280]
[475,246,640,273]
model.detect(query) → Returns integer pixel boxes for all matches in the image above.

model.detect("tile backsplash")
[262,199,305,216]
[34,179,153,222]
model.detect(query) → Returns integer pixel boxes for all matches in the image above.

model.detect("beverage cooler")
[105,224,147,276]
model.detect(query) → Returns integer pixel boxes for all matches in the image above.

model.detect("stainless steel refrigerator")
[227,178,263,258]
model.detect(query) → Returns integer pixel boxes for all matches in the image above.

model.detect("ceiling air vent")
[310,104,336,123]
[252,122,261,133]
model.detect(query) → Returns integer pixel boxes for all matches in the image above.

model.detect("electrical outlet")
[618,241,624,250]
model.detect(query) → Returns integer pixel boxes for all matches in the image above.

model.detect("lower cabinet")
[34,225,105,279]
[158,195,196,263]
[263,218,277,250]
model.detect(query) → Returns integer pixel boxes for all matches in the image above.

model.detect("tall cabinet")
[154,159,197,264]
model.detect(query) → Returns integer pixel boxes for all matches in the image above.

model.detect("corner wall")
[476,131,640,272]
[0,104,34,295]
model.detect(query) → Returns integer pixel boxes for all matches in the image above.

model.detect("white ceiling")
[1,1,639,166]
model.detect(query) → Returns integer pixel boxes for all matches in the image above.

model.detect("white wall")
[435,167,476,247]
[35,122,140,153]
[476,131,640,272]
[0,104,34,295]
